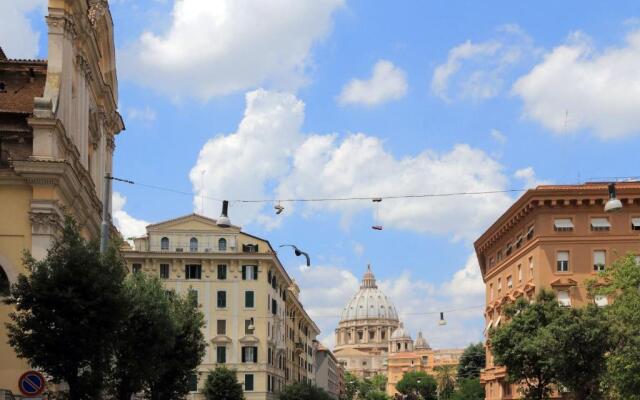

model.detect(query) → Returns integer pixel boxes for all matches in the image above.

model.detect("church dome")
[340,265,399,322]
[414,331,430,349]
[391,322,411,339]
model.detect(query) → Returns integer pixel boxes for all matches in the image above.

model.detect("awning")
[632,218,640,229]
[554,218,574,229]
[483,320,493,334]
[494,316,502,327]
[591,218,611,229]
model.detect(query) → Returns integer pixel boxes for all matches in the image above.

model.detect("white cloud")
[338,60,408,106]
[490,129,507,144]
[513,30,640,139]
[112,192,150,241]
[120,0,343,100]
[440,254,485,300]
[126,106,157,124]
[514,167,551,189]
[352,242,365,257]
[191,89,513,240]
[0,0,46,59]
[432,24,537,102]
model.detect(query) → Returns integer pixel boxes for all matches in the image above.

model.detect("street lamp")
[604,183,623,213]
[279,244,311,266]
[217,200,231,227]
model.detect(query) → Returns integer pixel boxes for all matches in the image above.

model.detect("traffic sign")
[18,370,45,396]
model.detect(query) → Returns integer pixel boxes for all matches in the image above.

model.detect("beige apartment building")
[122,213,320,400]
[0,0,123,393]
[386,326,463,396]
[475,182,640,400]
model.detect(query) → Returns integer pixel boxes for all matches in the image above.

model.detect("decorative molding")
[87,0,109,28]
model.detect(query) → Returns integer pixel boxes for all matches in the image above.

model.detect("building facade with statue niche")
[333,266,400,378]
[0,0,123,393]
[122,213,320,400]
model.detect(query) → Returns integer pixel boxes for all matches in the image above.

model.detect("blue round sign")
[18,370,45,396]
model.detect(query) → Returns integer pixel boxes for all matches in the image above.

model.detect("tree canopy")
[451,378,484,400]
[395,371,437,400]
[279,382,332,400]
[456,343,485,381]
[203,367,244,400]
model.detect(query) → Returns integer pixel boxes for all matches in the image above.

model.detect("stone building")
[0,0,123,393]
[475,182,640,399]
[314,341,343,399]
[122,213,320,400]
[333,266,400,378]
[386,326,463,396]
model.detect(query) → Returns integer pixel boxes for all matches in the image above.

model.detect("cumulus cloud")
[338,60,408,106]
[432,24,538,101]
[514,167,551,189]
[126,106,157,124]
[112,192,150,241]
[513,30,640,139]
[191,89,513,240]
[0,0,46,59]
[120,0,343,100]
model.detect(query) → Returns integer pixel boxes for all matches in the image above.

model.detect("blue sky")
[4,0,640,348]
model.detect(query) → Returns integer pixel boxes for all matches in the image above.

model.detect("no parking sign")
[18,370,46,397]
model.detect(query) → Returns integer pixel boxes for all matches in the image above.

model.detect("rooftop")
[0,46,47,115]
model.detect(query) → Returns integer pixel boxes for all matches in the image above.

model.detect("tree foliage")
[456,343,485,381]
[279,382,332,400]
[5,217,127,400]
[592,253,640,399]
[434,364,456,400]
[109,273,175,400]
[203,367,244,400]
[395,371,437,400]
[145,289,206,400]
[451,378,484,400]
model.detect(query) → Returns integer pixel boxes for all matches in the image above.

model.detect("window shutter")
[253,346,258,362]
[184,265,189,279]
[242,265,247,280]
[242,347,246,363]
[253,265,258,280]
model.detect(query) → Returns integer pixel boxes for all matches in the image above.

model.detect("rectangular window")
[506,243,512,256]
[590,217,611,231]
[497,250,503,262]
[245,291,255,308]
[489,283,494,301]
[489,257,495,268]
[529,257,534,278]
[217,320,226,335]
[217,264,227,280]
[557,251,569,272]
[217,346,226,363]
[526,225,534,240]
[242,346,258,363]
[159,263,169,279]
[557,290,571,307]
[245,319,255,335]
[185,264,202,280]
[593,250,606,272]
[507,276,513,289]
[268,348,273,365]
[554,218,574,232]
[516,235,523,248]
[517,264,522,282]
[188,373,198,392]
[132,263,142,274]
[245,374,254,391]
[242,265,258,280]
[497,278,502,294]
[272,299,278,315]
[632,218,640,231]
[217,291,227,308]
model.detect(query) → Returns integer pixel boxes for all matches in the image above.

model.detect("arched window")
[218,238,227,251]
[160,237,169,250]
[0,266,10,297]
[189,237,198,252]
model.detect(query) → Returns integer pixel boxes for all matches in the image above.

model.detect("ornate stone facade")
[333,266,400,378]
[0,0,123,392]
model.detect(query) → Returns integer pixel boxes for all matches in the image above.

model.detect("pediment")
[239,335,260,344]
[147,214,240,233]
[212,335,232,344]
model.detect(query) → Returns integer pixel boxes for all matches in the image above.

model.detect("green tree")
[342,371,359,400]
[434,364,456,399]
[5,217,127,400]
[145,289,206,400]
[279,382,332,400]
[202,367,244,400]
[369,374,388,392]
[451,378,484,400]
[593,253,640,399]
[395,371,437,400]
[550,305,610,400]
[109,273,175,400]
[365,389,390,400]
[456,343,485,381]
[489,289,564,400]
